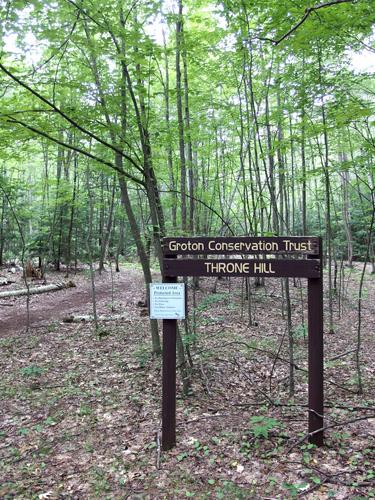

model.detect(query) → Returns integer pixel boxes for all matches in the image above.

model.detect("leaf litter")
[0,263,374,498]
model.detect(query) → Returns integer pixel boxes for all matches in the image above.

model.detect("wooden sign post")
[160,236,324,450]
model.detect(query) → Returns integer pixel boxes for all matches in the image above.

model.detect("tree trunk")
[0,188,6,266]
[183,44,194,234]
[99,176,116,273]
[321,104,334,334]
[301,56,307,236]
[117,161,161,355]
[340,153,353,267]
[52,139,64,271]
[176,0,187,233]
[162,29,177,230]
[265,93,279,234]
[115,219,125,272]
[86,166,99,333]
[319,54,334,334]
[65,152,78,277]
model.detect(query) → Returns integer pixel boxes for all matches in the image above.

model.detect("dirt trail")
[0,268,147,336]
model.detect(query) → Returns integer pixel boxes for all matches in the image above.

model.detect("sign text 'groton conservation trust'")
[163,236,320,255]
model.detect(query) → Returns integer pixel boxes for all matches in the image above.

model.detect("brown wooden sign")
[164,258,320,278]
[160,236,324,452]
[164,236,320,255]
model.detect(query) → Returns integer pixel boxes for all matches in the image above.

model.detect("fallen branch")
[213,340,359,394]
[265,413,375,482]
[329,349,356,361]
[285,413,375,455]
[63,313,130,323]
[235,401,375,412]
[233,357,275,405]
[0,281,75,298]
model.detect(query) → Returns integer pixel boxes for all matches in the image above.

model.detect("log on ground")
[0,281,75,298]
[0,277,15,286]
[63,314,131,323]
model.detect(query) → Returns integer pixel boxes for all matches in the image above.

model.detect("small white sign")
[149,283,186,320]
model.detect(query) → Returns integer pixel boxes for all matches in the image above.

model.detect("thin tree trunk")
[0,185,6,266]
[85,166,99,333]
[115,219,125,272]
[0,185,31,331]
[301,56,307,236]
[183,44,194,234]
[340,153,353,267]
[318,54,334,333]
[117,166,161,355]
[321,105,334,334]
[65,152,78,277]
[52,139,64,271]
[99,176,116,273]
[84,15,162,353]
[265,91,279,234]
[176,0,187,233]
[355,208,375,394]
[162,29,177,229]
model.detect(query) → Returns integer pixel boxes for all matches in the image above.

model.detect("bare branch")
[0,109,55,116]
[159,189,235,234]
[265,0,357,46]
[31,10,81,75]
[64,0,106,30]
[4,115,146,187]
[0,62,144,175]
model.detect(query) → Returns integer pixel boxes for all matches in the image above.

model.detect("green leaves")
[248,416,283,439]
[20,365,44,377]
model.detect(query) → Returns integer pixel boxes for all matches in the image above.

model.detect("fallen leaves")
[1,266,374,497]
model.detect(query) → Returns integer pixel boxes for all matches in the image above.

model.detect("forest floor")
[0,262,374,499]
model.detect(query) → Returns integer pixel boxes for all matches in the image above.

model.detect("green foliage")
[97,327,111,339]
[78,404,92,416]
[282,481,309,497]
[248,416,283,439]
[20,365,44,377]
[192,439,210,455]
[47,321,59,332]
[133,344,151,368]
[43,416,57,426]
[177,452,188,462]
[90,466,111,496]
[1,0,374,265]
[293,323,307,340]
[197,293,229,311]
[215,480,253,499]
